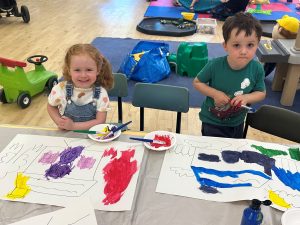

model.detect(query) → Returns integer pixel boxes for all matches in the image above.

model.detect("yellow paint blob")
[6,172,31,199]
[269,190,291,208]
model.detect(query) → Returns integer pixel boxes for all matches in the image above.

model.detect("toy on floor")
[168,42,208,78]
[0,55,58,108]
[0,0,30,23]
[264,15,300,77]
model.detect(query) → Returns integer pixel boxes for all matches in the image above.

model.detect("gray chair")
[132,83,189,133]
[243,105,300,143]
[107,73,128,123]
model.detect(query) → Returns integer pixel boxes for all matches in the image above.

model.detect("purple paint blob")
[45,163,72,179]
[198,153,220,162]
[38,151,60,164]
[77,155,96,169]
[59,146,84,164]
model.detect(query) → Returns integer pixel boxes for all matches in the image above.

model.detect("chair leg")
[140,107,144,131]
[243,123,249,138]
[117,97,122,123]
[176,112,181,133]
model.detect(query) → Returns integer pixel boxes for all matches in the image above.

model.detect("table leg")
[272,63,287,91]
[280,64,300,106]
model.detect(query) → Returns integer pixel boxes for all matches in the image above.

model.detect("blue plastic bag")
[119,41,171,83]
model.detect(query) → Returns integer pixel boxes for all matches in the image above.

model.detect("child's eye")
[87,69,93,72]
[248,43,255,48]
[74,69,80,72]
[233,44,240,48]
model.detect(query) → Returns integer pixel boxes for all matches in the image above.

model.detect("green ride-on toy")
[0,55,58,108]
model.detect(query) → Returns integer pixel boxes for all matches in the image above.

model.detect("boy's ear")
[222,41,227,51]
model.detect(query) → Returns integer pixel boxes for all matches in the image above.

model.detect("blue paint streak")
[200,185,219,194]
[272,166,300,191]
[191,166,271,180]
[200,177,252,188]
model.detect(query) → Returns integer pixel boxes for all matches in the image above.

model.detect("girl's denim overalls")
[64,82,101,122]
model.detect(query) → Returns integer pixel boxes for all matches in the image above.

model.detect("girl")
[47,44,114,131]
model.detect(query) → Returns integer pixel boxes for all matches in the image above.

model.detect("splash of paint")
[102,147,138,205]
[150,134,172,148]
[221,151,241,163]
[59,146,84,164]
[272,166,300,191]
[77,155,96,169]
[6,172,31,199]
[198,153,220,162]
[200,185,219,194]
[288,147,300,161]
[45,163,72,179]
[268,190,291,209]
[45,146,84,179]
[38,151,60,164]
[251,144,288,157]
[221,150,275,176]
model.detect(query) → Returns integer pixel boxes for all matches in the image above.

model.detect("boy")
[193,12,266,138]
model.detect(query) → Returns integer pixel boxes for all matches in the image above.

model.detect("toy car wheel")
[17,93,31,109]
[0,89,8,104]
[47,77,58,91]
[20,5,30,23]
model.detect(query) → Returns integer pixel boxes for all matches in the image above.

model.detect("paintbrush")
[73,130,108,135]
[129,137,166,145]
[102,121,132,139]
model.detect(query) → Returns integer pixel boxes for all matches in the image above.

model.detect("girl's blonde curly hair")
[62,44,114,90]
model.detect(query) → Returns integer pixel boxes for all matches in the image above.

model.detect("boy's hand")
[213,91,230,107]
[230,95,248,107]
[57,116,74,130]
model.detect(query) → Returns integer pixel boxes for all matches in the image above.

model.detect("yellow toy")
[272,15,300,39]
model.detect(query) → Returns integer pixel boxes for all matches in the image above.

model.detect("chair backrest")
[243,105,300,143]
[132,83,189,133]
[107,73,128,123]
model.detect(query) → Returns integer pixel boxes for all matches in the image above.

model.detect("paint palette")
[88,124,121,143]
[144,131,176,151]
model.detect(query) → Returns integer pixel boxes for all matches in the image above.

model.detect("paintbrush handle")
[129,137,153,143]
[73,130,97,134]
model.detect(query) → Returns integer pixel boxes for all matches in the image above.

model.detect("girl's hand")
[231,95,248,107]
[57,116,74,130]
[213,91,230,107]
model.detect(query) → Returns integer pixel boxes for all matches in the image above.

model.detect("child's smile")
[70,54,99,88]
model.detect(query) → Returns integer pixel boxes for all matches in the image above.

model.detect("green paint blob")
[288,148,300,161]
[251,144,288,157]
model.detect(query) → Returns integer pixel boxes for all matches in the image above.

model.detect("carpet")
[91,37,300,113]
[144,0,300,21]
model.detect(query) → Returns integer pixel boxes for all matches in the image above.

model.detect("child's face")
[69,54,99,88]
[223,28,259,70]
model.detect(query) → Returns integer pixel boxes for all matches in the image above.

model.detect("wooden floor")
[0,0,295,144]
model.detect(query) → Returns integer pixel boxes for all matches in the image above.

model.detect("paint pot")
[281,208,300,225]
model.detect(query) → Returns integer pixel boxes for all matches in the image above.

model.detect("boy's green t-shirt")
[196,56,265,127]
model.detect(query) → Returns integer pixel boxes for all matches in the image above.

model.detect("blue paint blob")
[240,151,275,176]
[198,153,220,162]
[200,185,219,194]
[221,151,241,163]
[272,166,300,191]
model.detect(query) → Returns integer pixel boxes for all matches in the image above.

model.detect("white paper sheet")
[0,134,144,211]
[6,198,97,225]
[156,135,300,211]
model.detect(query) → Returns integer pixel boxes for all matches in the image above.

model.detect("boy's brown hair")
[62,44,114,90]
[222,12,263,43]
